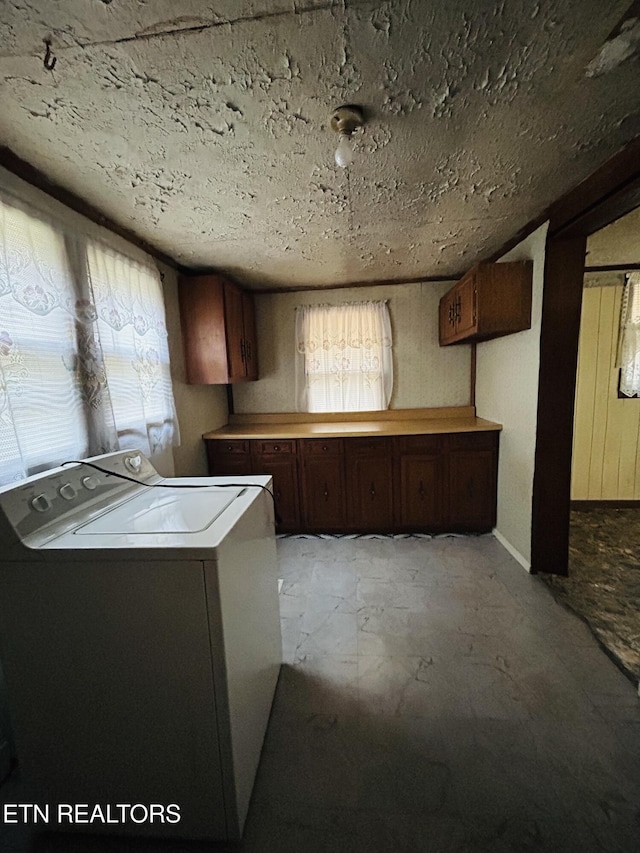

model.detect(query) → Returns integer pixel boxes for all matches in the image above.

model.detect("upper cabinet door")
[178,275,229,384]
[454,272,477,339]
[179,274,259,384]
[223,280,246,381]
[241,290,259,381]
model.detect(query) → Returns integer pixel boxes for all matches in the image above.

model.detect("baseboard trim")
[493,528,531,573]
[571,500,640,510]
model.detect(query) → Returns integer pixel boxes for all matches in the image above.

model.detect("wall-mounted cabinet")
[439,261,533,346]
[179,274,258,384]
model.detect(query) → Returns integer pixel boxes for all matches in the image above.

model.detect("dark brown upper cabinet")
[439,261,533,346]
[179,274,258,384]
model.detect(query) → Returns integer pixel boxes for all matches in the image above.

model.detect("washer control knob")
[30,494,51,513]
[58,483,76,501]
[81,476,99,491]
[125,454,142,474]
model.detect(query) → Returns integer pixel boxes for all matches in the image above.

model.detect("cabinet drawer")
[395,434,442,454]
[252,439,296,456]
[347,437,390,456]
[447,431,497,451]
[300,438,344,457]
[208,439,250,456]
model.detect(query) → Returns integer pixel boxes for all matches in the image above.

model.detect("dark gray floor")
[1,534,639,852]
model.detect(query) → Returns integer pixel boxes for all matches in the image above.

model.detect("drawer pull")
[227,445,233,452]
[370,482,376,498]
[324,482,329,500]
[273,444,280,451]
[322,445,328,452]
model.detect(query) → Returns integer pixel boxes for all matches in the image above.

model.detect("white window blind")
[295,301,393,413]
[0,202,89,481]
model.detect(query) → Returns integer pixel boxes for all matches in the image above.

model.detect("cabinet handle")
[455,295,461,324]
[322,445,328,451]
[473,287,477,324]
[227,445,233,452]
[240,340,246,362]
[448,304,455,325]
[370,482,376,498]
[324,483,329,500]
[273,444,280,451]
[276,489,281,501]
[245,340,252,361]
[419,481,425,498]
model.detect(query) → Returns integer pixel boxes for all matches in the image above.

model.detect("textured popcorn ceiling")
[0,1,639,290]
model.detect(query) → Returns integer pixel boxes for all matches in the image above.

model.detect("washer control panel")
[0,451,160,544]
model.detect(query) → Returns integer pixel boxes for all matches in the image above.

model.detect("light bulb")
[335,132,353,168]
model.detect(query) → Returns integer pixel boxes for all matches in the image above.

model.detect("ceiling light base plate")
[331,105,364,136]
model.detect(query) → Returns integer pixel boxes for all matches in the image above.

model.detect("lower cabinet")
[345,438,394,531]
[205,430,498,534]
[447,433,498,531]
[395,435,444,531]
[250,440,300,533]
[299,439,345,532]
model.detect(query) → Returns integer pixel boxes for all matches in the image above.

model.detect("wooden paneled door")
[299,439,346,531]
[395,436,444,531]
[250,441,300,533]
[346,439,394,531]
[447,434,498,531]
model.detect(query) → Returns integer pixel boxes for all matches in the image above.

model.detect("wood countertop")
[203,413,502,441]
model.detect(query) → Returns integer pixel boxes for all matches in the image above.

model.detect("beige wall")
[475,222,550,570]
[233,280,472,413]
[162,265,228,476]
[572,279,640,500]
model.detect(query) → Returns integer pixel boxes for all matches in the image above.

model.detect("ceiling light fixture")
[331,105,365,168]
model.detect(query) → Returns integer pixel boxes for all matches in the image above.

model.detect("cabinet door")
[299,440,345,531]
[223,281,247,380]
[346,440,394,531]
[439,288,458,345]
[447,434,498,531]
[179,276,229,384]
[455,273,477,338]
[242,291,258,380]
[397,454,444,530]
[251,449,300,533]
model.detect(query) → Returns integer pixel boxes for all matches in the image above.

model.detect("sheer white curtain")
[85,242,178,455]
[295,301,393,413]
[0,200,90,481]
[0,192,178,485]
[618,272,640,398]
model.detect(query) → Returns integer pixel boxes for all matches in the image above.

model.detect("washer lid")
[74,487,242,535]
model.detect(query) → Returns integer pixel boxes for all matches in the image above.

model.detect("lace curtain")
[295,301,393,412]
[0,194,178,484]
[618,272,640,398]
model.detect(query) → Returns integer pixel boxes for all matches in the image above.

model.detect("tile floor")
[1,534,640,852]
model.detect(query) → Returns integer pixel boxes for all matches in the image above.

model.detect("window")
[0,203,90,481]
[295,301,393,413]
[618,273,640,398]
[0,196,178,485]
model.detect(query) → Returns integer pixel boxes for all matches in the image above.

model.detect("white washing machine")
[0,450,282,841]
